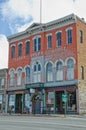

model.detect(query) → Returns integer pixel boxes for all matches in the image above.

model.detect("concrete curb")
[0,113,86,118]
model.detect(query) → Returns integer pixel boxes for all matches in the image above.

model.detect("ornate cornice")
[7,13,85,43]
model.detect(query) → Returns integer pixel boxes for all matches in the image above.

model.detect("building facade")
[7,14,86,114]
[0,68,8,113]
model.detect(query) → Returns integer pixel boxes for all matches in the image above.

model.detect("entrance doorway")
[56,91,64,114]
[32,94,41,114]
[15,94,22,113]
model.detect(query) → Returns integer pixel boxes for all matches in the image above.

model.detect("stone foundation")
[78,81,86,114]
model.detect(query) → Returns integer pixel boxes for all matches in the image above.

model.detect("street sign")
[62,93,67,103]
[62,97,67,102]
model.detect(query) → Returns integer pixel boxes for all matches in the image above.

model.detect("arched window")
[18,43,22,56]
[10,70,15,86]
[56,32,62,46]
[81,66,84,80]
[11,46,15,58]
[26,41,30,55]
[33,62,41,83]
[67,28,72,44]
[25,67,30,84]
[67,59,74,80]
[34,37,41,51]
[47,34,52,49]
[17,68,22,85]
[56,61,63,81]
[46,62,53,82]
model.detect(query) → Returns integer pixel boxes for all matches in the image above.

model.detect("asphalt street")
[0,115,86,130]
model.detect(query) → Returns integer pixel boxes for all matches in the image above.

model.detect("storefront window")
[67,90,76,111]
[46,92,54,113]
[9,95,15,113]
[56,90,77,114]
[25,94,30,110]
[0,94,2,104]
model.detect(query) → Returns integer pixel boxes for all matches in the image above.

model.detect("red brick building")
[7,14,86,114]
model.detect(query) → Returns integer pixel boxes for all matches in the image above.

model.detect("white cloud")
[1,0,86,34]
[0,0,33,34]
[1,0,32,21]
[0,35,8,69]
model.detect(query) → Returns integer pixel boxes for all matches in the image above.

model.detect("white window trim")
[25,40,30,43]
[10,44,16,47]
[65,27,73,32]
[55,30,62,34]
[65,57,76,66]
[46,33,52,37]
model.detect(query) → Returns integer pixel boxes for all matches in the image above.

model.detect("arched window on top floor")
[56,32,62,47]
[18,43,22,57]
[25,41,30,55]
[56,61,63,81]
[66,28,72,44]
[46,62,53,82]
[47,34,52,49]
[34,37,41,52]
[67,59,74,80]
[11,45,15,58]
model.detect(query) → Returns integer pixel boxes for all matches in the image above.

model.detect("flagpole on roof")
[40,0,42,24]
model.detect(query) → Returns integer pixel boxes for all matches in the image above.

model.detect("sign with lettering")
[62,93,67,103]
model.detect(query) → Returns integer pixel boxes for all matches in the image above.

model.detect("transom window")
[67,59,74,68]
[34,37,41,51]
[56,61,63,70]
[34,62,41,72]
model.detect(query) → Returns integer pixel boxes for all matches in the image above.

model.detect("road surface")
[0,115,86,130]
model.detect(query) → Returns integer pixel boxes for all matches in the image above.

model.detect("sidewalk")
[0,112,86,118]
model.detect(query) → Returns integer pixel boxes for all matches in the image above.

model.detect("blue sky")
[0,0,86,69]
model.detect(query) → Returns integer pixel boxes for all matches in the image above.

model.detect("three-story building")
[7,14,86,114]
